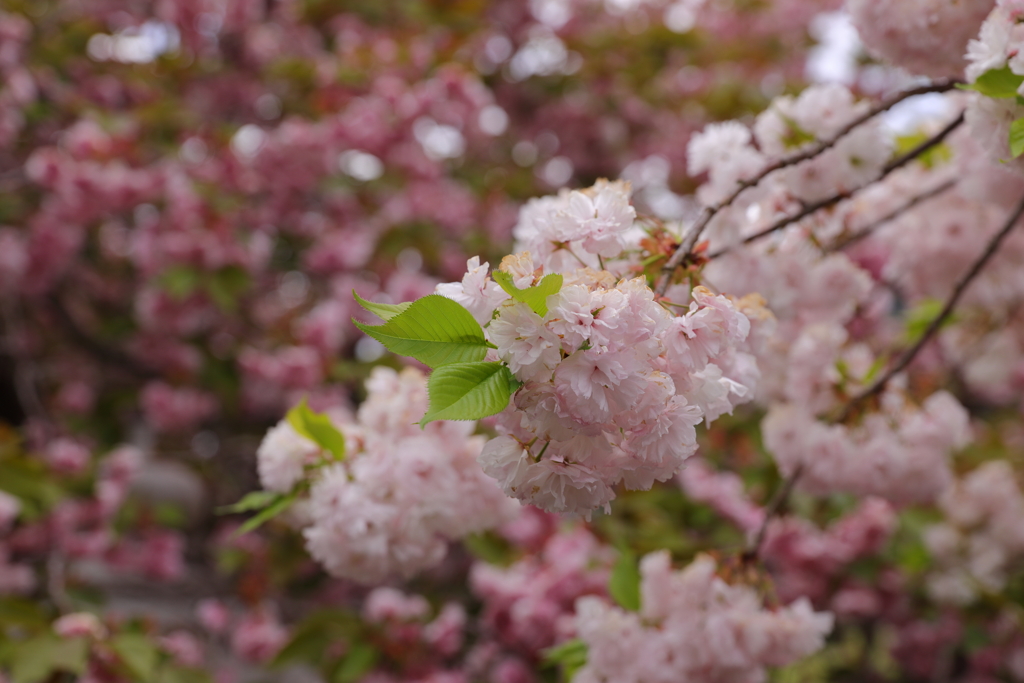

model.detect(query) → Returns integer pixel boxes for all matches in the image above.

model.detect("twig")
[827,178,957,252]
[744,171,998,562]
[743,464,803,561]
[835,192,1024,423]
[48,295,159,380]
[705,111,965,260]
[47,551,73,613]
[656,79,963,294]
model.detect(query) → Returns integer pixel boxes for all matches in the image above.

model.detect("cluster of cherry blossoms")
[15,0,1024,681]
[354,179,763,517]
[573,552,833,683]
[255,366,513,583]
[925,460,1024,605]
[963,0,1024,165]
[762,388,972,503]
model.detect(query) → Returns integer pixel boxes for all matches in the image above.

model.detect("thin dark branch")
[835,192,1024,423]
[743,463,804,561]
[706,111,965,260]
[827,179,957,252]
[656,79,963,294]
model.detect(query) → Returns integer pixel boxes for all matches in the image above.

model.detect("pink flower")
[53,612,106,639]
[231,609,287,664]
[197,599,231,634]
[44,438,90,475]
[140,382,218,433]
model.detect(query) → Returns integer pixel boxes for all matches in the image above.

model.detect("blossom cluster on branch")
[8,0,1024,682]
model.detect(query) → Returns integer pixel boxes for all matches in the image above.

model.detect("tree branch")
[656,79,963,294]
[744,182,1018,562]
[835,192,1024,423]
[826,178,957,253]
[743,463,803,562]
[705,111,964,260]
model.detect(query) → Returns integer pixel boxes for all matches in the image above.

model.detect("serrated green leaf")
[353,294,488,368]
[10,635,88,683]
[334,643,378,683]
[110,633,159,682]
[608,550,641,612]
[217,490,279,515]
[960,66,1024,98]
[492,271,563,316]
[235,493,296,536]
[1011,117,1024,158]
[542,638,588,682]
[421,362,517,425]
[353,290,412,321]
[286,398,345,460]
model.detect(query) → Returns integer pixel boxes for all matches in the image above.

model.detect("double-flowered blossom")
[432,181,761,516]
[471,525,613,652]
[848,0,994,78]
[965,1,1024,167]
[753,84,892,204]
[761,498,897,608]
[924,460,1024,604]
[511,179,639,272]
[255,367,514,583]
[572,552,834,683]
[762,389,971,504]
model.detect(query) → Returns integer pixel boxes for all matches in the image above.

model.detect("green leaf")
[353,294,488,368]
[286,398,346,460]
[353,290,412,321]
[158,266,202,300]
[904,298,955,344]
[1010,117,1024,158]
[608,550,641,612]
[271,609,361,669]
[110,633,159,682]
[206,266,251,312]
[334,643,378,683]
[959,66,1024,98]
[894,131,951,168]
[235,493,296,536]
[156,666,213,683]
[0,597,50,629]
[217,490,278,515]
[462,531,516,566]
[421,362,517,425]
[492,271,563,317]
[860,355,887,385]
[542,638,588,682]
[10,635,88,683]
[0,460,63,521]
[272,624,334,668]
[778,112,818,149]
